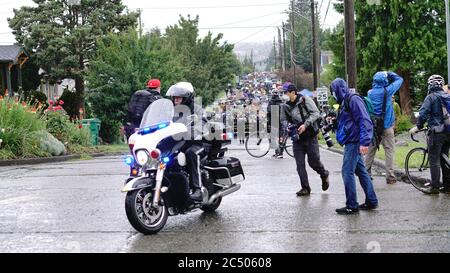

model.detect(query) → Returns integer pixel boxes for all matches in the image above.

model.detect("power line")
[209,11,284,28]
[319,0,324,11]
[130,3,289,10]
[322,0,332,28]
[199,26,281,30]
[234,17,284,44]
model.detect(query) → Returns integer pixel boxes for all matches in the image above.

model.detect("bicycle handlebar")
[410,128,427,143]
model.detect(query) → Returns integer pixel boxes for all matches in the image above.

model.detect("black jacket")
[127,89,162,125]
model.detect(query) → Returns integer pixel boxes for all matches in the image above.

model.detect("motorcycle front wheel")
[125,188,168,235]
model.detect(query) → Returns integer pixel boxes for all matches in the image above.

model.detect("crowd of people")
[123,69,450,215]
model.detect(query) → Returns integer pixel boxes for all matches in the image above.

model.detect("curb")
[319,145,410,183]
[0,154,81,167]
[0,152,128,167]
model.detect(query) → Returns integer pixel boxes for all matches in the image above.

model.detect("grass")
[70,144,129,155]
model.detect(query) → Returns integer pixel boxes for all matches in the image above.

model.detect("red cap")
[147,79,161,89]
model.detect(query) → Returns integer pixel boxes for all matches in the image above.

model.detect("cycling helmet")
[428,75,445,89]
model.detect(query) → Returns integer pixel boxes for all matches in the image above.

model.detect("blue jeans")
[342,143,378,209]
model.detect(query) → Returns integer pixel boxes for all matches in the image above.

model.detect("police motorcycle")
[122,99,245,235]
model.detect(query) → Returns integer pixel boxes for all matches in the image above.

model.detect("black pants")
[428,132,450,189]
[293,136,329,190]
[185,144,204,189]
[124,122,139,141]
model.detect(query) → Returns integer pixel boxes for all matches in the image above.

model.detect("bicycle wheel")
[405,147,432,193]
[283,137,295,158]
[245,132,271,158]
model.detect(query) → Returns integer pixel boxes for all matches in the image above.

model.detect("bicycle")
[244,129,294,159]
[405,128,450,193]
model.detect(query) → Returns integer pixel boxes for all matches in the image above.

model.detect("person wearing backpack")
[365,71,404,184]
[124,79,163,140]
[330,78,378,215]
[283,84,330,197]
[410,75,450,194]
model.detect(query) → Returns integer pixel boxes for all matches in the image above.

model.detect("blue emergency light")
[124,155,135,166]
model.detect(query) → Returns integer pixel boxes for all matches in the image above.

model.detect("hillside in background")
[233,41,273,71]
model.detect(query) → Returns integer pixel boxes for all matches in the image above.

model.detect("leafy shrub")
[0,96,48,158]
[44,110,91,152]
[395,114,414,134]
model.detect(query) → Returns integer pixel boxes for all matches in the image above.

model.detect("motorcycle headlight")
[136,150,149,166]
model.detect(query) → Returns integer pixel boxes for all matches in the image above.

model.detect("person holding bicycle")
[283,84,330,197]
[410,75,450,194]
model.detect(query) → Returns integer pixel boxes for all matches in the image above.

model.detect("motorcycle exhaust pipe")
[206,184,241,205]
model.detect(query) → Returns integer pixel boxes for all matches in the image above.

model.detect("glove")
[409,126,419,135]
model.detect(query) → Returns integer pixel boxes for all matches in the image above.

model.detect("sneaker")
[272,154,283,159]
[296,188,311,197]
[359,203,378,211]
[336,207,359,215]
[321,175,330,191]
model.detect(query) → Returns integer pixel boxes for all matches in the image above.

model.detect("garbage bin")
[81,118,101,146]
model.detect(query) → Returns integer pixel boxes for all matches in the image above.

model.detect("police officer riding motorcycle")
[166,82,207,201]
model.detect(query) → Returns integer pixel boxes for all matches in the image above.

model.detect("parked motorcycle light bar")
[138,122,171,135]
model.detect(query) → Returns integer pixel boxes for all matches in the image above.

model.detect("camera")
[288,124,301,142]
[320,110,337,148]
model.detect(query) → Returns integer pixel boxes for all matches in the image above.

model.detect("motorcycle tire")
[125,188,168,235]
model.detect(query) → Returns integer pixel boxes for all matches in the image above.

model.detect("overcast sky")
[0,0,342,45]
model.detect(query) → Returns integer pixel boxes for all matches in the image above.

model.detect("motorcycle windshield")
[139,99,174,128]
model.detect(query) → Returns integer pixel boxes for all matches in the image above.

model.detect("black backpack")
[127,90,162,124]
[297,95,321,138]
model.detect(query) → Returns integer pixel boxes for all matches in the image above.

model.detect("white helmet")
[166,82,194,97]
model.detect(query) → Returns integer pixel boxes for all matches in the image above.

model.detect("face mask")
[282,94,290,102]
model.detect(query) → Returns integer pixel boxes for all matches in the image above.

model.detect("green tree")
[86,16,241,143]
[165,15,241,105]
[285,0,320,73]
[326,0,447,115]
[86,30,184,143]
[243,52,256,74]
[8,0,138,111]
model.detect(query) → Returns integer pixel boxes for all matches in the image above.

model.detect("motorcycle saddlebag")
[206,157,245,186]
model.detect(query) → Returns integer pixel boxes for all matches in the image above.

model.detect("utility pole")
[273,37,277,71]
[282,22,288,71]
[445,0,450,83]
[344,0,357,90]
[311,0,318,90]
[138,8,143,38]
[291,0,296,85]
[278,27,284,71]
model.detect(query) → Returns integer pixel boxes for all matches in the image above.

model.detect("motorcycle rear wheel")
[125,188,168,235]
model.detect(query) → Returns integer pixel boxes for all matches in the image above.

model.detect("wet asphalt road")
[0,145,450,253]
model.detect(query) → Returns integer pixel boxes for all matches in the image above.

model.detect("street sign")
[316,87,329,102]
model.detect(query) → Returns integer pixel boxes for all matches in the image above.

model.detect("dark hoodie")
[417,86,448,130]
[331,78,373,147]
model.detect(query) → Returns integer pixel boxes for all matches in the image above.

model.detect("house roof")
[0,44,27,63]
